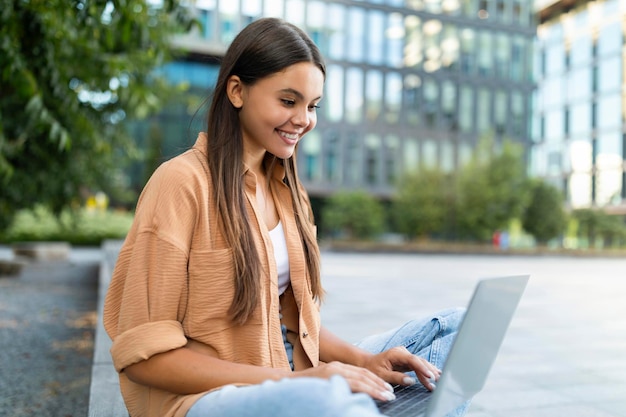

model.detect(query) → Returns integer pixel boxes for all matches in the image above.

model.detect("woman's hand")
[293,361,396,402]
[362,346,441,391]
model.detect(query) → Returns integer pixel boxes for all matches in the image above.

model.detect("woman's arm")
[319,325,373,367]
[124,345,290,395]
[318,325,440,391]
[124,339,396,402]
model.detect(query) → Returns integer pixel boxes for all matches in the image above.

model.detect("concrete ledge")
[0,259,25,277]
[88,240,128,417]
[12,241,71,261]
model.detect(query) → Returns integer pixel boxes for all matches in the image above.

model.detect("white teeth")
[279,131,298,140]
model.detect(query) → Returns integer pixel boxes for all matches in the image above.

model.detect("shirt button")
[302,331,308,338]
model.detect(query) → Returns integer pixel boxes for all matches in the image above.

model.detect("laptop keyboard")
[376,384,431,417]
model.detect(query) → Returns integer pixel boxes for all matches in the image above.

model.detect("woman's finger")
[335,363,396,401]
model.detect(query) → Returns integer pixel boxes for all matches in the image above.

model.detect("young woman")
[103,17,467,417]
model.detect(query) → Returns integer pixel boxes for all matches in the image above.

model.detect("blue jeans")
[186,308,467,417]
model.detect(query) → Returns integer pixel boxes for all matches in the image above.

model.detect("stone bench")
[12,241,71,260]
[88,240,128,417]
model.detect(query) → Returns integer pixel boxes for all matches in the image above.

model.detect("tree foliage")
[572,209,626,248]
[455,137,530,241]
[391,167,453,239]
[521,179,567,244]
[322,190,385,240]
[0,0,195,231]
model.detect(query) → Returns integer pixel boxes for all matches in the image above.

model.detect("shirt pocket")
[186,247,263,336]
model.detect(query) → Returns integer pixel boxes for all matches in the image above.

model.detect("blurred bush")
[0,206,133,246]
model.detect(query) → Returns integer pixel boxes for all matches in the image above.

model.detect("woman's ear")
[226,75,244,109]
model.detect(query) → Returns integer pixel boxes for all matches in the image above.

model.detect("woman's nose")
[292,106,310,128]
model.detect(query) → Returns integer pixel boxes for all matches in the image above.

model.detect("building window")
[461,0,476,17]
[324,130,341,184]
[423,19,442,72]
[346,131,362,185]
[385,72,403,123]
[570,102,591,137]
[598,21,622,57]
[460,28,476,75]
[403,136,420,173]
[301,130,321,182]
[404,74,422,126]
[366,70,384,122]
[404,15,423,69]
[441,80,456,129]
[511,92,524,136]
[441,23,459,69]
[347,7,366,62]
[423,78,438,128]
[477,31,493,76]
[598,56,621,94]
[459,86,474,133]
[494,90,507,135]
[345,67,364,124]
[385,135,400,184]
[510,36,527,81]
[367,10,386,65]
[597,94,622,131]
[307,1,325,29]
[327,4,345,60]
[386,12,404,68]
[365,134,381,185]
[441,139,455,172]
[567,67,591,101]
[263,0,284,18]
[477,88,491,133]
[242,0,261,22]
[422,139,437,168]
[285,0,305,26]
[495,34,510,79]
[570,34,592,66]
[325,65,344,122]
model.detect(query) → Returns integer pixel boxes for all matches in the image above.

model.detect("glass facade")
[534,0,626,211]
[136,0,536,199]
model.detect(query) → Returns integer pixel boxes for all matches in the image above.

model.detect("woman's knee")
[272,376,380,417]
[434,307,465,336]
[188,376,381,417]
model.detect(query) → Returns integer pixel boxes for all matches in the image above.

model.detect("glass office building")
[138,0,536,201]
[533,0,626,214]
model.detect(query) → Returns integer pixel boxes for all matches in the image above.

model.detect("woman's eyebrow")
[279,88,322,102]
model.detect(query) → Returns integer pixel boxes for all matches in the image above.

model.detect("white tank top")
[269,221,290,295]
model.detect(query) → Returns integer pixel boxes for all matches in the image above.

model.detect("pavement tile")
[320,251,626,417]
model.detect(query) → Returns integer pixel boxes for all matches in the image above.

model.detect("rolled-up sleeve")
[103,158,200,372]
[110,321,187,372]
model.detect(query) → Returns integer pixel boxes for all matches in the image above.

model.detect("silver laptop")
[377,275,530,417]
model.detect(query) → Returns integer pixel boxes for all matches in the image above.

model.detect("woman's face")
[229,62,324,162]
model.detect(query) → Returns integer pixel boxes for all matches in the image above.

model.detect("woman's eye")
[282,99,295,106]
[308,104,320,111]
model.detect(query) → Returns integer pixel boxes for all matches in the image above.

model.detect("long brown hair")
[206,18,325,324]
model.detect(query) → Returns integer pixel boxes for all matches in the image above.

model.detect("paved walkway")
[320,252,626,417]
[0,246,102,417]
[2,246,625,417]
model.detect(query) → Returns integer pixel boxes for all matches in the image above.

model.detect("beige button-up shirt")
[104,133,321,417]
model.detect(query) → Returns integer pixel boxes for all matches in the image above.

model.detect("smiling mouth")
[277,130,300,143]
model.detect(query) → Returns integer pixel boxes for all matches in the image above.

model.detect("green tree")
[574,209,626,248]
[572,208,601,246]
[521,179,567,244]
[596,214,626,248]
[322,190,385,240]
[455,136,529,241]
[0,0,194,231]
[392,167,453,239]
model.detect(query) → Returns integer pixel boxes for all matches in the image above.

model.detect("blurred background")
[1,0,625,252]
